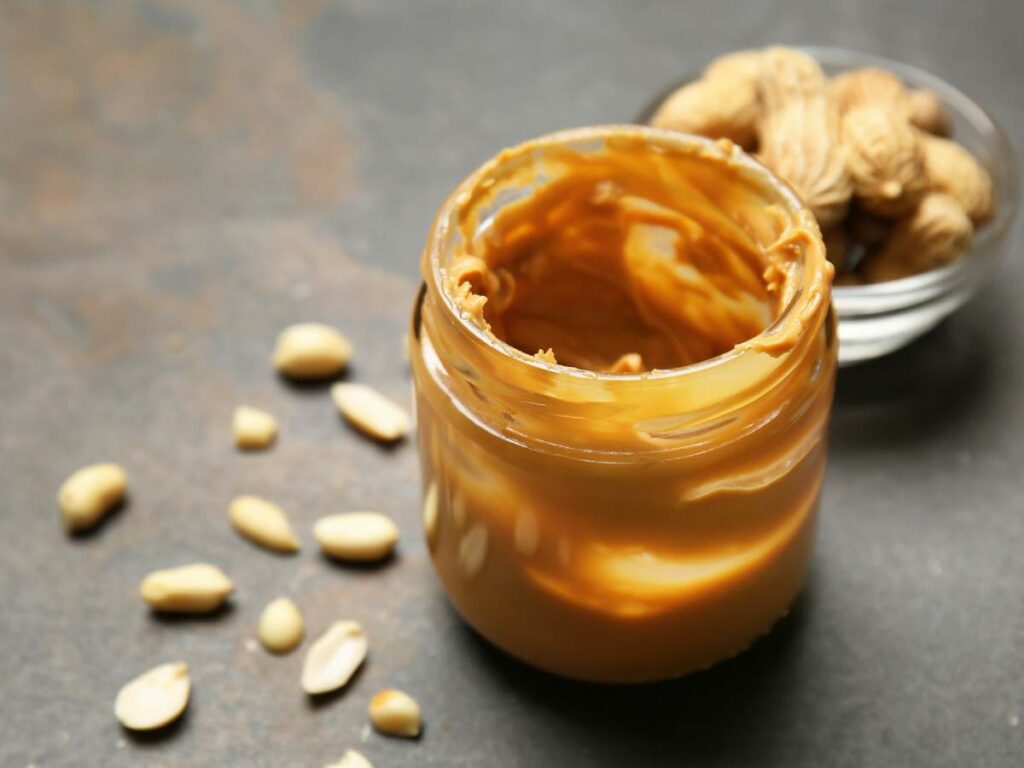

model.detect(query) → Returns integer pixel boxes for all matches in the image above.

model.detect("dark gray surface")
[1,1,1022,766]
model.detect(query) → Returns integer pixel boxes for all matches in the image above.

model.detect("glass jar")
[410,126,837,682]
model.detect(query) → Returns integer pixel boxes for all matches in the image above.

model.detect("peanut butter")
[412,126,836,682]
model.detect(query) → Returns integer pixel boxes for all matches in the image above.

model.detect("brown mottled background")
[1,1,1022,766]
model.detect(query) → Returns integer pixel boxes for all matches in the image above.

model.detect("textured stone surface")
[1,1,1022,766]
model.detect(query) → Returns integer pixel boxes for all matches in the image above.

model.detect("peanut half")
[314,512,399,562]
[301,621,368,695]
[422,482,439,549]
[233,405,278,450]
[114,662,190,731]
[369,689,422,738]
[229,495,301,553]
[140,563,234,614]
[325,751,374,768]
[330,383,410,443]
[57,463,127,532]
[272,323,352,380]
[459,523,488,578]
[258,597,305,653]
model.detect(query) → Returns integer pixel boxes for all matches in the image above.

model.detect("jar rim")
[423,124,830,383]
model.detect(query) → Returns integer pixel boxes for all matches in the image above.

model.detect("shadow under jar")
[410,126,837,683]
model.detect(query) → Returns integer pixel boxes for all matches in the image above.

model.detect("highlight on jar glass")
[409,125,837,683]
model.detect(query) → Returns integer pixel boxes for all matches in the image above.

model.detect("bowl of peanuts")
[646,46,1019,365]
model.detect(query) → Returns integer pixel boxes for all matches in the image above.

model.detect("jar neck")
[416,126,834,457]
[417,284,833,457]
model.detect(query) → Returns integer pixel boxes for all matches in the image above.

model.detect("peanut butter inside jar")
[411,126,836,682]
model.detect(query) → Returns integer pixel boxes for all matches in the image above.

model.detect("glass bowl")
[640,47,1019,366]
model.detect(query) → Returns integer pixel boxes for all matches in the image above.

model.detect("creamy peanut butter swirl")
[443,130,832,373]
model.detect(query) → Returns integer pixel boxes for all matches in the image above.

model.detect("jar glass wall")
[411,126,837,682]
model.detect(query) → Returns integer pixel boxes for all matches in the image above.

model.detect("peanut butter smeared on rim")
[442,131,830,372]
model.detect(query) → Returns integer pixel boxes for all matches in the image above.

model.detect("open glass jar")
[410,126,837,682]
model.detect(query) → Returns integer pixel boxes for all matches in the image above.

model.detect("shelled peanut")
[650,46,994,282]
[59,311,422,765]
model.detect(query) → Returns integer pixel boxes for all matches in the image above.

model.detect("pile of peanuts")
[59,323,418,767]
[651,46,995,283]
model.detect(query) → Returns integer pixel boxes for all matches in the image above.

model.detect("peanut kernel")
[369,689,422,738]
[57,463,127,532]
